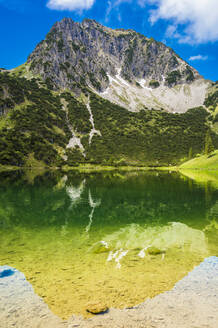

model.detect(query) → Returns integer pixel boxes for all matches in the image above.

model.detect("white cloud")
[105,0,131,22]
[148,0,218,44]
[189,55,208,61]
[137,0,146,7]
[105,1,113,21]
[47,0,95,11]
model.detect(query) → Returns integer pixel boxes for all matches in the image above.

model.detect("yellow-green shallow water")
[0,170,217,319]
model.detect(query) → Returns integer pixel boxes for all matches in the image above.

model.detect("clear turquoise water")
[0,170,217,318]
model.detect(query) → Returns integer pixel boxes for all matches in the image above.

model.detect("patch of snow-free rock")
[86,96,101,144]
[99,75,210,113]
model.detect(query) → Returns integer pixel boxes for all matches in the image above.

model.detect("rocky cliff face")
[27,18,209,113]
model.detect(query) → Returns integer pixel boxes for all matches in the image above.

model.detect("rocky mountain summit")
[27,18,209,112]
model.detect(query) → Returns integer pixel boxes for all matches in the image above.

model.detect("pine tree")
[188,147,193,159]
[205,130,214,155]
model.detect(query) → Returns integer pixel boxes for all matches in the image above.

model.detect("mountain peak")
[54,17,77,29]
[82,18,102,26]
[26,18,208,113]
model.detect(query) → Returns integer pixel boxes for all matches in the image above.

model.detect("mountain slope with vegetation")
[0,72,70,166]
[0,70,218,168]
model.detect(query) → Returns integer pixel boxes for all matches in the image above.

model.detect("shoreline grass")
[0,164,179,173]
[1,164,218,174]
[180,150,218,170]
[1,150,218,174]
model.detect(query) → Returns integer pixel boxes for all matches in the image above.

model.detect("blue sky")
[0,0,217,81]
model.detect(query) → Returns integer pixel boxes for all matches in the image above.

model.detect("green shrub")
[100,68,109,82]
[125,47,134,65]
[71,42,80,52]
[185,66,195,82]
[149,80,160,88]
[170,56,179,67]
[57,39,64,52]
[204,90,218,109]
[88,73,102,91]
[166,70,181,85]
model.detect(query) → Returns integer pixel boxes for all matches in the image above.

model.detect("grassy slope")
[180,150,218,169]
[180,169,218,189]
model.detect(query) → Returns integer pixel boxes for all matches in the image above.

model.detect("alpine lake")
[0,169,218,319]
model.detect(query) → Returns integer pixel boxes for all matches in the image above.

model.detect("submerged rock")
[147,246,165,255]
[86,302,108,315]
[91,241,110,254]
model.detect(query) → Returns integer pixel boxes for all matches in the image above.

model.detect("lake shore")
[0,163,179,173]
[67,256,218,328]
[2,149,218,173]
[1,257,218,328]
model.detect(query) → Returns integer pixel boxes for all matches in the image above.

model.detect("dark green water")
[0,170,217,319]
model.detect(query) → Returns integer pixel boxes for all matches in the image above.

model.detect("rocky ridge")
[26,18,209,112]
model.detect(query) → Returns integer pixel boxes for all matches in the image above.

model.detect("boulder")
[86,302,108,314]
